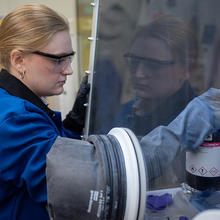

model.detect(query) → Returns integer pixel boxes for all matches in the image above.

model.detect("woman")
[114,15,199,189]
[0,4,88,220]
[114,15,199,136]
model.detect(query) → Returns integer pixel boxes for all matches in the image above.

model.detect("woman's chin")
[136,90,152,99]
[50,87,64,96]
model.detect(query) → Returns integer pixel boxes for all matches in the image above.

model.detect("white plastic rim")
[124,128,147,220]
[108,127,142,220]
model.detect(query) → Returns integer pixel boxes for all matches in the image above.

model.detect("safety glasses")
[32,51,75,72]
[124,53,176,73]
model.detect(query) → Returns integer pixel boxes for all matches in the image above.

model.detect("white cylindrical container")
[186,133,220,191]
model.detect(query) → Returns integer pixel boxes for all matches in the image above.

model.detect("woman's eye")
[131,60,140,69]
[58,58,65,64]
[127,58,139,70]
[145,62,161,71]
[52,58,64,65]
[50,56,73,66]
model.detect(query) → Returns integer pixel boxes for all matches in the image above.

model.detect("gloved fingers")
[78,74,90,97]
[146,193,173,210]
[198,88,220,120]
[199,88,220,104]
[82,74,88,84]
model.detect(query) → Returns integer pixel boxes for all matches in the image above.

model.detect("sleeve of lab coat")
[0,111,58,203]
[140,88,220,180]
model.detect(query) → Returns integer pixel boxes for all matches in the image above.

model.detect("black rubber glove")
[63,75,90,134]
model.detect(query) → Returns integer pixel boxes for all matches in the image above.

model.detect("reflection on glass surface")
[88,0,220,219]
[115,15,198,137]
[89,1,202,136]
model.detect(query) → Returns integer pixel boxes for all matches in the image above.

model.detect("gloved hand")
[198,88,220,129]
[63,74,90,134]
[140,88,218,180]
[146,193,173,211]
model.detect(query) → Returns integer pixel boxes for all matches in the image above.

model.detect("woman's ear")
[10,49,25,72]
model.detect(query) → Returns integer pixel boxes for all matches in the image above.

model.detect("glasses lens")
[53,55,73,72]
[125,53,175,73]
[32,51,75,72]
[126,57,140,72]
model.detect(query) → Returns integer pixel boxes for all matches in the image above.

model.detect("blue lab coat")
[0,69,80,220]
[115,80,195,136]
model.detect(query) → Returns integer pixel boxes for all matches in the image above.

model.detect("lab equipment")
[46,128,147,220]
[186,131,220,191]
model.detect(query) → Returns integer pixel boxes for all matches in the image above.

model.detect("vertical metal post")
[83,0,100,138]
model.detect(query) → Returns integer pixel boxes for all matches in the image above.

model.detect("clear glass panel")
[89,0,207,135]
[88,0,220,219]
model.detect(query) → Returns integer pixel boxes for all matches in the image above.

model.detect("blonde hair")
[0,4,69,70]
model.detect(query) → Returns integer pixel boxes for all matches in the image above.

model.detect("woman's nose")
[135,63,152,78]
[62,63,73,75]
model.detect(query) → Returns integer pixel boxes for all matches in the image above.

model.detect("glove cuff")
[63,112,84,134]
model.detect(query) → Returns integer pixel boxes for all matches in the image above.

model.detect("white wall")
[0,0,80,119]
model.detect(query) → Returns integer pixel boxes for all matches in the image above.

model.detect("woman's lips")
[58,80,66,86]
[133,83,150,90]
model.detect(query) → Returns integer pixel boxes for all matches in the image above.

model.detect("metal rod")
[84,0,100,138]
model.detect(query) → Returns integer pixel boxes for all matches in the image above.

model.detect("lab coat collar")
[0,68,54,118]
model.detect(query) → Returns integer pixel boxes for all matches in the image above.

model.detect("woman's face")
[127,36,187,100]
[22,30,74,97]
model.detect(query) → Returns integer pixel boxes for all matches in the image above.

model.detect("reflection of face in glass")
[126,36,187,100]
